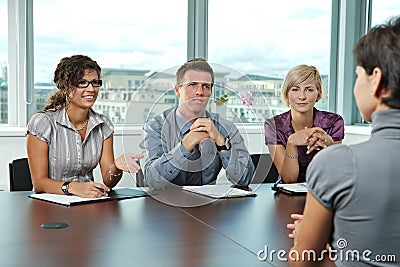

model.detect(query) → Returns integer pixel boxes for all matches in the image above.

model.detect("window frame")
[4,0,376,133]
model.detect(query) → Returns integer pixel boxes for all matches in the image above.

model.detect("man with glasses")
[140,58,254,189]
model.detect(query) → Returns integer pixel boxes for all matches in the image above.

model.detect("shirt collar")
[54,106,104,130]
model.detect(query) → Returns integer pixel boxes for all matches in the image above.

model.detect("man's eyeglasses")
[75,79,103,88]
[178,81,213,91]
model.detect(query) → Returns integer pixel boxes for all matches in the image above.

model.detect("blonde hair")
[281,64,322,107]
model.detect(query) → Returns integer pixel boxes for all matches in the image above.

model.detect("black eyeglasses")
[75,79,103,88]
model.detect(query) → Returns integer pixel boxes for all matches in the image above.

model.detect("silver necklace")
[76,119,88,131]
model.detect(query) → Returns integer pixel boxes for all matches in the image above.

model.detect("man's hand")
[190,118,225,146]
[181,130,209,152]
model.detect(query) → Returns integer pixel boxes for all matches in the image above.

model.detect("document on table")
[29,187,149,206]
[272,182,307,195]
[182,184,256,198]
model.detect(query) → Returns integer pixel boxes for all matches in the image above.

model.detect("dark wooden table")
[0,184,305,267]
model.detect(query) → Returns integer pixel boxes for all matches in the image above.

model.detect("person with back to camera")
[140,58,254,189]
[264,65,344,183]
[287,16,400,266]
[26,55,143,198]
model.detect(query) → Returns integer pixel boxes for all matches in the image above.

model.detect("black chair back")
[9,158,33,191]
[250,154,279,183]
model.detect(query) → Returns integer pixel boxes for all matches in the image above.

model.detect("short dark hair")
[353,16,400,108]
[176,58,214,85]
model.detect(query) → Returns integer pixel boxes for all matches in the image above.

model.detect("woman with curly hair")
[27,55,142,197]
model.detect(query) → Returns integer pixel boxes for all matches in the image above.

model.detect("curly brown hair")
[43,55,101,111]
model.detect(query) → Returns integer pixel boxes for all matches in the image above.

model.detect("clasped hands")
[181,118,225,152]
[289,127,333,154]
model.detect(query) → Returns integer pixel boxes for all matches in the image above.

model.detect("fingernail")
[306,151,310,154]
[307,146,310,150]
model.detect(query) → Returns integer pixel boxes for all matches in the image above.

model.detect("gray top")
[139,106,254,189]
[307,109,400,266]
[27,107,114,182]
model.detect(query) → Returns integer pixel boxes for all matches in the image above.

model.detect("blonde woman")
[264,65,344,183]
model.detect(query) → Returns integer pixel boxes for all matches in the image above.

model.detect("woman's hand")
[288,127,318,147]
[287,213,303,243]
[305,127,334,154]
[114,153,144,173]
[68,181,109,198]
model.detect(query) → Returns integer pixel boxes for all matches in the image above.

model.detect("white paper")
[29,193,109,206]
[182,184,256,198]
[276,182,307,193]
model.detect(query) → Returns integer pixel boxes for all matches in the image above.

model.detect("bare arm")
[268,143,300,183]
[27,133,108,197]
[100,135,144,188]
[288,193,334,267]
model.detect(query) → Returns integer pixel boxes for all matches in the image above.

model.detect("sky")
[1,0,399,83]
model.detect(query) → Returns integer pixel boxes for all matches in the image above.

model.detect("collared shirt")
[264,108,344,182]
[27,107,114,182]
[139,106,254,189]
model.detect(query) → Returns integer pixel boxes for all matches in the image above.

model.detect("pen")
[272,177,283,190]
[95,187,108,194]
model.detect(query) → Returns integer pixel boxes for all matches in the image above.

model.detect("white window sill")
[0,124,372,137]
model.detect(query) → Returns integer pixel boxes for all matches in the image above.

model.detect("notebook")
[29,187,149,206]
[182,184,256,198]
[271,182,307,195]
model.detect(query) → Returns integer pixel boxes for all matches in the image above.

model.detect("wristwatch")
[61,182,71,195]
[216,137,231,151]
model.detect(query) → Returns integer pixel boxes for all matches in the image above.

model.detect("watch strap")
[216,137,231,151]
[61,181,71,195]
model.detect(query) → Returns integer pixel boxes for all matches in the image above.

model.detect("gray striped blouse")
[27,107,114,182]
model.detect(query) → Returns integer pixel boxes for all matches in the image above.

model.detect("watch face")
[61,182,70,194]
[225,138,231,150]
[217,137,231,151]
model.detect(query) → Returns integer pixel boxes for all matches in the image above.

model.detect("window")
[208,0,332,123]
[370,0,400,26]
[33,0,187,124]
[0,0,7,124]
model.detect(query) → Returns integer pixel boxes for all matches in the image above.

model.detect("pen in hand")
[272,177,283,189]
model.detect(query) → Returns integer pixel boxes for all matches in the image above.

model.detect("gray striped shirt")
[27,107,113,182]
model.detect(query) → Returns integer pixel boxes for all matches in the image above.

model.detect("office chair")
[136,169,145,187]
[135,159,146,187]
[250,154,279,183]
[9,158,33,191]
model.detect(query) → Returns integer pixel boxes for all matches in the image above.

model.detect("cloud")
[2,0,400,82]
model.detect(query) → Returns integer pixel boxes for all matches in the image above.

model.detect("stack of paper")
[182,184,256,198]
[272,182,307,195]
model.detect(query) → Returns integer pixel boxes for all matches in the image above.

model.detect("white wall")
[0,125,372,191]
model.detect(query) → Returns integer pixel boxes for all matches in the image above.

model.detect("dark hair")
[353,16,400,108]
[43,55,101,111]
[176,57,214,85]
